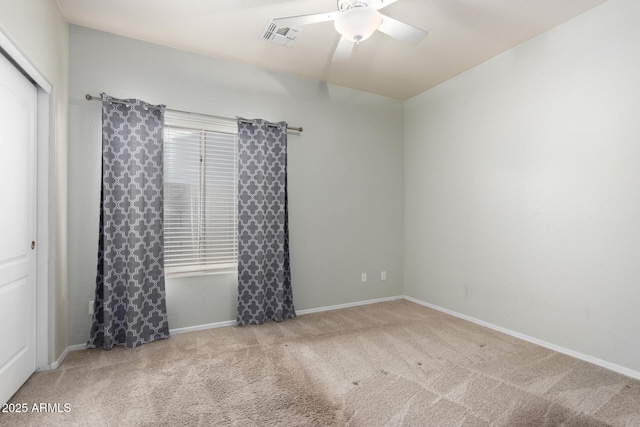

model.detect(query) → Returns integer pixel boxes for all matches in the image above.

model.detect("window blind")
[163,112,237,274]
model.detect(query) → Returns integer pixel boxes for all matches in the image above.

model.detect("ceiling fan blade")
[273,11,339,28]
[332,36,355,62]
[371,0,401,10]
[377,15,428,45]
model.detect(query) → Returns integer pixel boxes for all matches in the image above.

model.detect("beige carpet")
[2,300,640,426]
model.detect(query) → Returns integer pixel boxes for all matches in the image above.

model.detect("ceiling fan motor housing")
[334,5,383,42]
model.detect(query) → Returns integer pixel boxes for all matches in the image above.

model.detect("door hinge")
[31,241,36,250]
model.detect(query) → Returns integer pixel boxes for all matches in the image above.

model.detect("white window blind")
[163,112,238,274]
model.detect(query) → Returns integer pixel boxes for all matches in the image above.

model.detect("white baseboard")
[296,295,404,316]
[171,296,405,332]
[41,349,66,372]
[45,343,86,371]
[170,319,236,335]
[170,295,405,334]
[66,343,87,352]
[403,295,640,381]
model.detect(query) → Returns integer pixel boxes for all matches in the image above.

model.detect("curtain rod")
[85,94,303,132]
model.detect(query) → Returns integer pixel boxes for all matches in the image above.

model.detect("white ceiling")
[56,0,608,100]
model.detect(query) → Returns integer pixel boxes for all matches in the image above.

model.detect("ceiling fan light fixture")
[334,7,383,43]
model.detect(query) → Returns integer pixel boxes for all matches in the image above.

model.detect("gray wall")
[67,26,404,345]
[404,0,640,372]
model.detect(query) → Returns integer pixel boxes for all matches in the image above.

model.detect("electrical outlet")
[381,271,387,281]
[89,300,94,316]
[361,273,367,283]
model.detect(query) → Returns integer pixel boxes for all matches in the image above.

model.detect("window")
[163,112,237,274]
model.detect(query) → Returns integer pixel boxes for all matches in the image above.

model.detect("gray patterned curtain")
[88,93,170,350]
[236,118,296,325]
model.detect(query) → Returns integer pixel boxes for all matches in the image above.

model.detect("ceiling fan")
[271,0,428,62]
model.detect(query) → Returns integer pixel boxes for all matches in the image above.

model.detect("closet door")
[0,52,38,405]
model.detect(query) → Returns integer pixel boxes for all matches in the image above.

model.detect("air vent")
[261,21,301,47]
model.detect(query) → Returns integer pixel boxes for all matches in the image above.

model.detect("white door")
[0,53,37,405]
